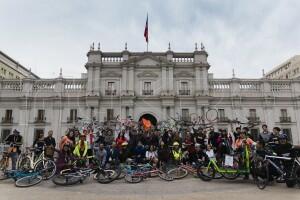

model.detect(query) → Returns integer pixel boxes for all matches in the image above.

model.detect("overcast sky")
[0,0,300,78]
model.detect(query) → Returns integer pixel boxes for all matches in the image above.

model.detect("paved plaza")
[0,176,299,200]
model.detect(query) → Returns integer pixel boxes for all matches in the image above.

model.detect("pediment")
[123,54,169,66]
[137,71,159,78]
[101,71,122,78]
[174,71,195,78]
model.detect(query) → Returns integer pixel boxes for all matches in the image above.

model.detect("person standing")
[5,129,23,170]
[44,130,56,159]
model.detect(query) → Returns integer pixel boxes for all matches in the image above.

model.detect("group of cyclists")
[2,122,299,187]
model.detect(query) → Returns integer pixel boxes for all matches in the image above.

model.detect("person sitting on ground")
[157,141,170,170]
[115,131,127,149]
[189,143,209,165]
[56,144,74,173]
[119,142,131,163]
[146,145,158,166]
[171,142,183,164]
[73,134,88,157]
[134,141,146,163]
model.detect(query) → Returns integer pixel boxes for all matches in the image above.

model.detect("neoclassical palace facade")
[1,46,300,146]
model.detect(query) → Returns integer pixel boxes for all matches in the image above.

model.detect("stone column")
[200,68,209,93]
[122,66,128,91]
[161,66,167,92]
[128,66,134,92]
[195,66,201,92]
[161,106,166,120]
[87,66,94,94]
[168,66,174,91]
[94,66,101,95]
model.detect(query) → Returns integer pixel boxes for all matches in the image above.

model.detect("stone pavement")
[0,176,299,200]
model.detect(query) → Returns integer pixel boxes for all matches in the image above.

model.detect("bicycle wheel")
[124,174,143,183]
[158,172,174,181]
[0,170,9,181]
[52,174,81,186]
[221,159,240,180]
[15,175,42,188]
[206,109,218,122]
[253,158,269,190]
[97,170,116,184]
[167,167,188,179]
[34,159,56,180]
[18,157,31,171]
[197,164,216,181]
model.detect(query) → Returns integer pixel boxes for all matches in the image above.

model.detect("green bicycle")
[197,144,251,181]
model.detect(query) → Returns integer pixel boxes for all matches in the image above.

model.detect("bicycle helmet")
[279,134,288,140]
[173,142,179,146]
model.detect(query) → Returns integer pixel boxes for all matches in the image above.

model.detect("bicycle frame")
[264,155,300,177]
[205,146,251,175]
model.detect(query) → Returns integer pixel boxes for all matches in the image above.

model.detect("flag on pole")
[144,14,148,43]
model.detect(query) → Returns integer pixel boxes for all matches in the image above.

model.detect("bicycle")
[124,162,174,183]
[0,169,45,188]
[52,156,118,185]
[17,146,56,180]
[257,146,300,188]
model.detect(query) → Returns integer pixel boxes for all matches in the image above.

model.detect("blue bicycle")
[0,169,43,187]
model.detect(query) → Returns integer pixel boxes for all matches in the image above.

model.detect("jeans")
[9,152,18,170]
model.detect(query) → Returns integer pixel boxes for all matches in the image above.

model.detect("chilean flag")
[144,14,148,43]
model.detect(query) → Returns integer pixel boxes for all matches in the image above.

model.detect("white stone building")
[265,55,300,79]
[1,45,300,146]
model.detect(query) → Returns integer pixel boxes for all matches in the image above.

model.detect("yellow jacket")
[73,141,88,157]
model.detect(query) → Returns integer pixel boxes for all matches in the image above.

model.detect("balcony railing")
[34,117,46,123]
[105,89,117,96]
[179,90,190,96]
[67,117,78,123]
[217,117,230,123]
[280,116,291,123]
[1,117,13,124]
[142,90,153,95]
[247,116,260,122]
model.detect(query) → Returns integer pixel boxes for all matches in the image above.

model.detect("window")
[180,82,188,90]
[69,109,77,122]
[280,109,291,122]
[107,109,114,121]
[166,106,170,117]
[280,109,288,118]
[144,82,151,90]
[250,129,259,141]
[282,128,292,143]
[249,109,256,118]
[218,109,225,119]
[106,82,116,95]
[125,107,129,118]
[107,82,115,90]
[248,109,259,121]
[179,81,190,95]
[1,129,11,143]
[182,109,190,121]
[5,109,13,120]
[36,110,45,121]
[143,82,153,95]
[34,129,44,141]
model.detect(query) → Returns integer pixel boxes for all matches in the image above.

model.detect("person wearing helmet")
[172,141,183,163]
[119,141,130,163]
[274,134,293,156]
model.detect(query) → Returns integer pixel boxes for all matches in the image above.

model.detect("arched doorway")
[139,113,157,126]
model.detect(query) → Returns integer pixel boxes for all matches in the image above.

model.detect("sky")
[0,0,300,78]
